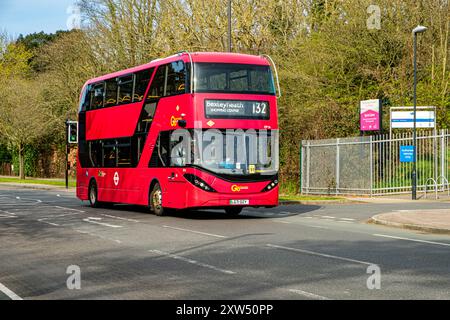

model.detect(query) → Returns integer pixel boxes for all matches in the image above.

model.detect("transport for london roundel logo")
[113,172,119,186]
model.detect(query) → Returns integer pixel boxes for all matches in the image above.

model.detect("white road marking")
[15,196,41,203]
[53,206,85,213]
[0,209,15,215]
[100,214,139,223]
[321,216,336,219]
[373,234,450,247]
[340,218,356,221]
[0,214,18,219]
[309,225,330,230]
[162,225,226,238]
[273,220,292,224]
[74,229,122,244]
[266,244,375,266]
[0,282,23,300]
[82,217,122,228]
[337,221,354,224]
[38,220,60,227]
[288,289,331,300]
[37,212,80,222]
[149,249,235,275]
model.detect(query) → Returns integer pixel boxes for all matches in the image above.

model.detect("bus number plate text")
[229,200,249,205]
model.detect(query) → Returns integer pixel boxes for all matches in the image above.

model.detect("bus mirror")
[178,119,187,128]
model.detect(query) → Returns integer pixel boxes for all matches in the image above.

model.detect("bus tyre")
[150,183,165,216]
[225,207,243,216]
[88,181,101,208]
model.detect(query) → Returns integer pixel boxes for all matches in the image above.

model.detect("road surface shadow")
[81,203,321,220]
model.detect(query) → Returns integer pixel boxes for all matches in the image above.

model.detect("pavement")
[1,184,450,300]
[370,210,450,234]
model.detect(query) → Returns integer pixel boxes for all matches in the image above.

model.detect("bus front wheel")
[150,183,166,216]
[88,181,101,208]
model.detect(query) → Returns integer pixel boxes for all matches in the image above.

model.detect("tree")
[0,78,50,179]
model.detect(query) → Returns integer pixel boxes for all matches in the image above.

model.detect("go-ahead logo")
[231,185,249,192]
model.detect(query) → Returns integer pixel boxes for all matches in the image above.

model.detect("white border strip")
[267,244,375,266]
[149,249,235,275]
[162,225,226,238]
[288,289,330,300]
[0,282,23,300]
[373,234,450,247]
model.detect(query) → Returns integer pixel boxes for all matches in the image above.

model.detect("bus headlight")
[184,174,217,193]
[261,179,278,192]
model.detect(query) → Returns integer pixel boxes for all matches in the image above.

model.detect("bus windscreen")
[194,63,275,95]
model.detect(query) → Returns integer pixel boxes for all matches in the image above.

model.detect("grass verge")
[0,177,76,188]
[279,194,344,201]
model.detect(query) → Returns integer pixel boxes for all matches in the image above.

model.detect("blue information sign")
[400,145,415,163]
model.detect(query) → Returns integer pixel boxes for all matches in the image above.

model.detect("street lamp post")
[411,25,427,200]
[228,0,232,52]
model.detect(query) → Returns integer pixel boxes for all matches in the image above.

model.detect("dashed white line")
[15,196,41,203]
[321,216,336,219]
[373,234,450,247]
[273,220,292,224]
[38,220,60,227]
[162,225,226,238]
[337,221,354,224]
[0,282,23,300]
[53,206,85,213]
[149,249,235,275]
[288,289,331,300]
[82,217,122,228]
[74,229,122,244]
[340,218,356,221]
[309,225,330,230]
[100,214,140,223]
[266,244,375,266]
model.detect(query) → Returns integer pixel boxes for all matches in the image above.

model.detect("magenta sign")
[360,99,381,131]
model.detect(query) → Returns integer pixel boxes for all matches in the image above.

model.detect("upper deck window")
[195,63,275,95]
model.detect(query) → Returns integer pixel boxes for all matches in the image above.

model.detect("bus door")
[165,131,188,208]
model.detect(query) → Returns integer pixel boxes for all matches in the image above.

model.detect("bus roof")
[84,52,270,86]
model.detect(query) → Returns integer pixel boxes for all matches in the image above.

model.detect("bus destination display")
[205,100,270,119]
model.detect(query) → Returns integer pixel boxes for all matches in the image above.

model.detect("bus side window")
[88,140,103,167]
[148,65,166,100]
[117,138,132,167]
[166,60,186,96]
[79,85,91,112]
[118,75,134,105]
[104,78,118,107]
[134,68,154,102]
[103,142,117,167]
[90,82,105,110]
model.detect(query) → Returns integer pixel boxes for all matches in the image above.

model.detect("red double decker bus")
[76,52,280,215]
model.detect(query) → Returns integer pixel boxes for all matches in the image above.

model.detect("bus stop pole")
[65,119,69,189]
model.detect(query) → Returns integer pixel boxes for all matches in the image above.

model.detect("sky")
[0,0,78,38]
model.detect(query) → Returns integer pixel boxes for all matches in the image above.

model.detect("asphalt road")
[0,186,449,300]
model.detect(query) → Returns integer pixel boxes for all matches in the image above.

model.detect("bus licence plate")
[230,200,249,205]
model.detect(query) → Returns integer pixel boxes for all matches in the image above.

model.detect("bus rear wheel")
[150,183,166,216]
[225,207,243,216]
